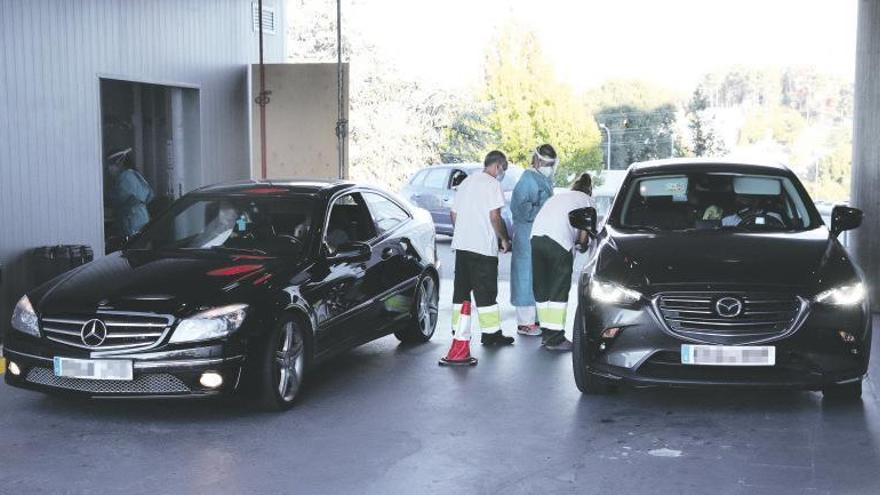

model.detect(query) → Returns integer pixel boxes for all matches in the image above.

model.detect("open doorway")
[100,78,201,252]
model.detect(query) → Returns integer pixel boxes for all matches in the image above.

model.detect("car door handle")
[381,247,398,260]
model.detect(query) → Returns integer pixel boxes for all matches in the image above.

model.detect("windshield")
[130,195,315,255]
[616,172,818,232]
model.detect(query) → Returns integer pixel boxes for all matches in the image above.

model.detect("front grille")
[656,291,803,343]
[25,367,190,394]
[41,311,173,353]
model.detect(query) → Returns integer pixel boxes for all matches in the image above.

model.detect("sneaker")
[481,330,515,346]
[542,338,573,352]
[517,324,542,336]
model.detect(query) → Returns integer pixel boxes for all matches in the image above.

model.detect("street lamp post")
[600,123,611,170]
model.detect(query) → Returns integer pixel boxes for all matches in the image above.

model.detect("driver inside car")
[721,195,785,227]
[197,202,239,247]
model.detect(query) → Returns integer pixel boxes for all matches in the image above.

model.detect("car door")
[421,168,452,231]
[361,191,422,328]
[403,169,429,209]
[311,192,385,351]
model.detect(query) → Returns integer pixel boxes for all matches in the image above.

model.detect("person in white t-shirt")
[530,173,595,351]
[440,151,514,366]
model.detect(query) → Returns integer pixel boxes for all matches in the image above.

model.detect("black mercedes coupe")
[4,180,439,410]
[569,159,870,399]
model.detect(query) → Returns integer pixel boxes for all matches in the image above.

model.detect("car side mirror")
[830,205,863,238]
[327,241,372,262]
[569,207,598,234]
[106,232,138,253]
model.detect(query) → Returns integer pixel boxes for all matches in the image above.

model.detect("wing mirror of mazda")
[569,207,598,234]
[830,205,863,238]
[327,241,372,262]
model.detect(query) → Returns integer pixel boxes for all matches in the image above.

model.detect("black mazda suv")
[569,159,870,399]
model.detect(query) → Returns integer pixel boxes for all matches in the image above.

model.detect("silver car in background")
[400,163,523,235]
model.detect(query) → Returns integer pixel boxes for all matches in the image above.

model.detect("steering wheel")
[739,211,786,228]
[277,234,303,248]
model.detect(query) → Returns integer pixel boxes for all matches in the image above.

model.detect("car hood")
[31,250,297,316]
[600,226,856,289]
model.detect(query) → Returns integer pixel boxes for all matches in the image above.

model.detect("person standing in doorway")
[444,150,515,365]
[531,173,595,351]
[510,144,557,336]
[107,148,154,237]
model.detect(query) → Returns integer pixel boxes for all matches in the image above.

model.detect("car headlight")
[590,279,642,305]
[169,304,248,344]
[814,283,866,306]
[10,295,40,337]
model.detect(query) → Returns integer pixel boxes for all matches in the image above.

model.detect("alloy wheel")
[417,277,439,336]
[275,322,304,402]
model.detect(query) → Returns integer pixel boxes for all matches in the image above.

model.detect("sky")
[345,0,857,93]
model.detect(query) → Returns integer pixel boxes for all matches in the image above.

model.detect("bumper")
[579,297,871,391]
[3,343,246,399]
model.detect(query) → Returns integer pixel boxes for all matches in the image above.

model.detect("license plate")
[680,344,775,366]
[53,357,133,380]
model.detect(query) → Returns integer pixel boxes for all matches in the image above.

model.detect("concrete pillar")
[852,0,880,308]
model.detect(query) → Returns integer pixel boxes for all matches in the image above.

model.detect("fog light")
[838,331,856,344]
[601,327,622,339]
[8,361,21,376]
[199,371,223,389]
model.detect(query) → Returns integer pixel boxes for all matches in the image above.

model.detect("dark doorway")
[100,79,201,252]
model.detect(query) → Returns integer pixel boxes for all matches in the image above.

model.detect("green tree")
[584,79,681,114]
[594,103,678,169]
[806,126,852,202]
[685,87,726,157]
[739,105,806,147]
[438,99,496,163]
[481,22,602,185]
[700,66,782,108]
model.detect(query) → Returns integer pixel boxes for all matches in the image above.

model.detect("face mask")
[539,166,555,178]
[496,169,506,182]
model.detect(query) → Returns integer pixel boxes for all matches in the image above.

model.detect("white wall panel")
[0,0,284,325]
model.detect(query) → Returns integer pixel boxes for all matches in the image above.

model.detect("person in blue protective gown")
[509,144,557,336]
[106,148,154,237]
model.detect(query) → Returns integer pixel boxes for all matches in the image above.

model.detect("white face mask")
[496,168,506,182]
[539,166,555,178]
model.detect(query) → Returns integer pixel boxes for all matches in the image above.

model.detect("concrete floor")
[1,243,878,494]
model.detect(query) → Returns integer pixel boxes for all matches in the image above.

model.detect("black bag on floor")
[29,245,94,288]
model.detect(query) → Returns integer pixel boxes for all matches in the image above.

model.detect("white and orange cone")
[439,300,478,366]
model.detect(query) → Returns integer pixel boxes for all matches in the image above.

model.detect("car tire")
[822,380,863,401]
[572,302,614,395]
[256,317,308,412]
[394,274,439,344]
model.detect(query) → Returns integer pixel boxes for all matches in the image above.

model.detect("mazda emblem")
[715,297,743,318]
[80,319,108,346]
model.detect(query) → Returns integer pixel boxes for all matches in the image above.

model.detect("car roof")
[419,163,483,171]
[192,178,354,197]
[629,157,792,175]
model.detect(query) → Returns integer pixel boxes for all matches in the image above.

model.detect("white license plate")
[680,344,775,366]
[53,357,133,380]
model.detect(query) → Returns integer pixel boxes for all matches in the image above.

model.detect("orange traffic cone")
[440,300,478,366]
